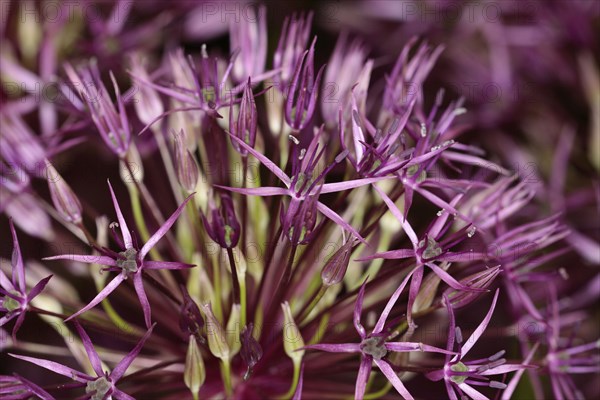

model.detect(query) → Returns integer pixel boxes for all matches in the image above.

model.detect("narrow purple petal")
[139,193,195,260]
[65,274,126,322]
[9,220,25,293]
[107,180,133,249]
[14,374,56,400]
[0,269,14,292]
[11,312,26,341]
[26,275,52,300]
[406,266,424,325]
[214,185,289,197]
[460,289,499,358]
[9,353,90,382]
[445,380,459,400]
[143,261,195,270]
[443,293,457,360]
[354,280,367,339]
[480,363,530,376]
[426,263,486,292]
[373,359,414,400]
[302,343,361,353]
[320,176,392,194]
[373,268,415,334]
[385,342,455,355]
[73,321,104,376]
[458,382,489,400]
[373,185,418,246]
[0,312,17,327]
[357,249,415,261]
[133,273,152,328]
[110,323,156,382]
[355,356,373,400]
[227,132,291,186]
[316,201,366,243]
[43,254,117,267]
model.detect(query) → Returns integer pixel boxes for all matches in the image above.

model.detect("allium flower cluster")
[1,1,598,400]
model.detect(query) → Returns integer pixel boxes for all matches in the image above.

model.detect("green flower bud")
[184,336,206,400]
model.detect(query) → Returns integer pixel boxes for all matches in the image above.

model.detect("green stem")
[220,358,233,397]
[298,285,327,324]
[239,270,247,328]
[212,252,223,323]
[279,359,301,399]
[226,247,241,306]
[151,126,184,206]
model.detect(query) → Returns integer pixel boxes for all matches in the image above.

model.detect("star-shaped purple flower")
[426,289,534,400]
[217,129,391,242]
[0,220,52,342]
[359,186,486,325]
[304,278,455,399]
[10,321,155,400]
[44,181,194,327]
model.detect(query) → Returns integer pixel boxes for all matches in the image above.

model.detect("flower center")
[418,237,442,260]
[360,337,387,360]
[449,361,469,384]
[2,290,21,312]
[116,248,138,273]
[86,376,112,400]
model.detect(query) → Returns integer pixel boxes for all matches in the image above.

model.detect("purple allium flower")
[218,129,389,242]
[305,280,455,399]
[64,63,133,159]
[10,321,155,400]
[2,3,597,399]
[0,220,52,342]
[427,290,533,399]
[43,181,194,327]
[274,12,314,88]
[229,5,268,83]
[0,374,54,400]
[284,38,325,132]
[229,78,258,157]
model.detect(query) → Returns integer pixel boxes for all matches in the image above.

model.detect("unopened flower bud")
[226,304,241,357]
[45,160,82,225]
[240,323,262,380]
[230,5,267,82]
[444,266,501,309]
[321,239,355,286]
[130,55,164,126]
[229,79,257,156]
[281,193,319,245]
[281,302,305,363]
[119,144,144,183]
[201,303,230,360]
[284,38,325,131]
[179,286,205,339]
[184,336,206,400]
[173,130,200,192]
[201,194,240,249]
[274,12,313,87]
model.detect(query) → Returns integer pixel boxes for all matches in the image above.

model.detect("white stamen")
[455,326,463,344]
[467,226,477,238]
[288,135,300,145]
[420,123,427,137]
[559,268,569,280]
[489,381,507,389]
[488,350,506,361]
[299,148,306,160]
